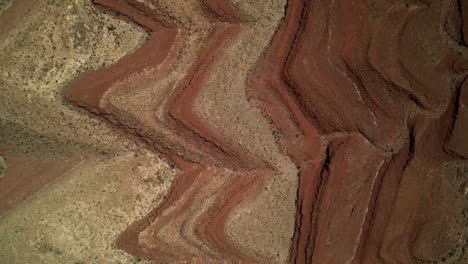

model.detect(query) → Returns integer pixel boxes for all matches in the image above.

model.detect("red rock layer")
[249,0,468,263]
[0,156,73,214]
[64,0,468,263]
[64,0,271,262]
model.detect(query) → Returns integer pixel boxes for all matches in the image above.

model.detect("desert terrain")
[0,0,467,263]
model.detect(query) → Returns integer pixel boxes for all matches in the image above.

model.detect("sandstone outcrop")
[0,0,467,263]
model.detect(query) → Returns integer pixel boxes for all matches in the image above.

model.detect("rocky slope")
[0,0,467,263]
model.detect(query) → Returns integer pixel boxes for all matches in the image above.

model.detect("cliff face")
[0,0,467,263]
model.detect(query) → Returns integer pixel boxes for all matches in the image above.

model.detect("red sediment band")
[61,0,468,262]
[63,0,274,262]
[65,1,177,109]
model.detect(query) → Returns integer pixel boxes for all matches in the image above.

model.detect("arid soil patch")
[1,0,467,263]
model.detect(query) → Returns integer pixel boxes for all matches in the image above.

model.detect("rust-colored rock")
[1,0,467,263]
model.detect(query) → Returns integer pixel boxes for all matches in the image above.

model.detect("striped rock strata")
[0,0,467,263]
